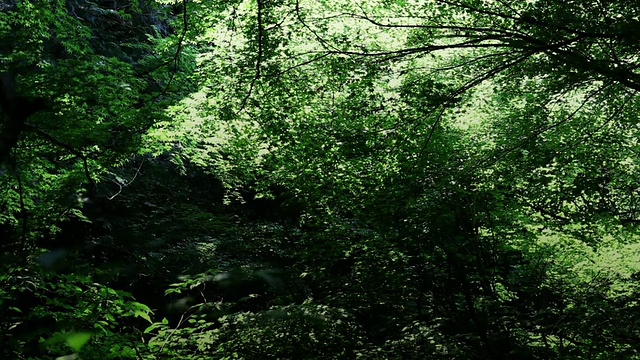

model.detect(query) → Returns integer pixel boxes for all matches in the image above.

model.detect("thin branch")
[428,48,525,72]
[8,155,28,247]
[521,198,572,224]
[131,339,144,360]
[163,0,189,91]
[136,0,190,108]
[436,0,522,23]
[107,159,144,200]
[437,0,627,40]
[238,0,264,113]
[16,166,26,246]
[263,52,332,77]
[494,0,520,17]
[472,81,611,171]
[323,39,517,58]
[546,47,640,92]
[158,309,198,353]
[135,0,189,80]
[295,0,343,53]
[577,90,636,144]
[344,8,523,38]
[23,123,97,193]
[410,51,535,172]
[264,8,294,31]
[255,0,263,79]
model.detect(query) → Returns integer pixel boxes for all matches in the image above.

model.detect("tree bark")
[0,72,46,163]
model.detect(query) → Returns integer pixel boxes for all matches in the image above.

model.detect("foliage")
[0,0,193,241]
[147,302,365,359]
[0,264,151,359]
[4,0,640,359]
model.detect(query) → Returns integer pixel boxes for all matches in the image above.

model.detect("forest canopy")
[2,0,640,359]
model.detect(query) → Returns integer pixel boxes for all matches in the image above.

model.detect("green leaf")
[64,331,93,352]
[144,318,169,334]
[128,301,153,323]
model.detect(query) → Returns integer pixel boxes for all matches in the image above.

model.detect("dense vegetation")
[2,0,640,358]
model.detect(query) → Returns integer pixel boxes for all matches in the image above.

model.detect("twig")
[23,122,97,193]
[238,0,264,112]
[410,51,535,172]
[472,80,612,172]
[107,159,144,200]
[159,311,193,353]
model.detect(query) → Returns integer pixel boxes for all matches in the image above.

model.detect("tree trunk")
[0,72,46,163]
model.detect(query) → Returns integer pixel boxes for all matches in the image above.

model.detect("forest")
[2,0,640,358]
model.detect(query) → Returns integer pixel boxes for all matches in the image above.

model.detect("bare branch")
[107,159,145,200]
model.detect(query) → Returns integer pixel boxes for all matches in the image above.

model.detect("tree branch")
[239,0,265,112]
[23,123,97,194]
[0,73,47,163]
[410,51,535,172]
